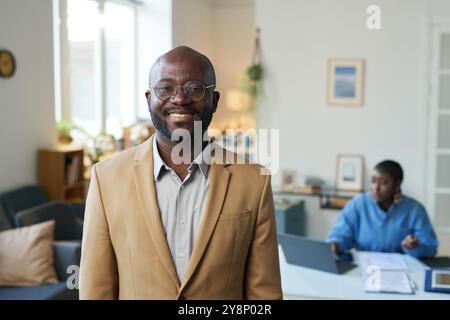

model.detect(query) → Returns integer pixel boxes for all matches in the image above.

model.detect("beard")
[149,107,172,141]
[149,106,213,142]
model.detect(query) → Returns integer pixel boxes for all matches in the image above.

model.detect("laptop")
[278,233,356,274]
[420,257,450,269]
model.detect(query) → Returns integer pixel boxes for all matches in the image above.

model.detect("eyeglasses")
[150,80,215,102]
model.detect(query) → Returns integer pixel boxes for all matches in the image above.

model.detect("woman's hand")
[402,234,419,250]
[331,242,340,258]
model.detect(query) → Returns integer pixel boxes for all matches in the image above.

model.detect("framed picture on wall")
[335,154,364,192]
[327,58,365,106]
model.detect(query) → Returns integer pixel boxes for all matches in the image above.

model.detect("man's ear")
[211,91,220,114]
[145,89,151,102]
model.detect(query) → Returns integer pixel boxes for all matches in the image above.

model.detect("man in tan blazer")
[79,46,282,300]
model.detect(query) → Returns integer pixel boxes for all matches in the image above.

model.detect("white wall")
[256,0,435,202]
[209,0,255,128]
[171,0,255,128]
[431,0,450,20]
[136,0,172,120]
[0,0,57,193]
[172,0,213,58]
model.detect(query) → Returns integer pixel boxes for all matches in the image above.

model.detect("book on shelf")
[298,185,322,194]
[66,156,80,186]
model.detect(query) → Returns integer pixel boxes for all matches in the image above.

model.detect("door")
[428,22,450,255]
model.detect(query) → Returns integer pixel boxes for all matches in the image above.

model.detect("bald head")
[149,46,216,86]
[145,46,220,142]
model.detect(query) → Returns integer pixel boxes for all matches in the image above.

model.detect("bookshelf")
[37,146,86,202]
[273,189,361,210]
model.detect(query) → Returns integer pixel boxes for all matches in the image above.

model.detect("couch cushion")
[0,220,58,286]
[0,282,78,300]
[53,241,81,281]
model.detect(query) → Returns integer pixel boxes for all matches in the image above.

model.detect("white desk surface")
[279,246,450,300]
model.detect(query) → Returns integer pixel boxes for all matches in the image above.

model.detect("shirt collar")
[367,192,403,219]
[152,135,211,181]
[152,136,167,180]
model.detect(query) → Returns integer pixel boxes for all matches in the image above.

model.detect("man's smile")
[163,107,199,123]
[168,112,196,122]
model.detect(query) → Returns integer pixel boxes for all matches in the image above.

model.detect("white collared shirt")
[152,137,211,283]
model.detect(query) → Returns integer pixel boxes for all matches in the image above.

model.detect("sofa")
[0,185,85,227]
[15,202,83,241]
[0,240,80,300]
[0,186,83,300]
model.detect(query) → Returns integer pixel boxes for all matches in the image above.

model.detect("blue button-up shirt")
[327,192,438,258]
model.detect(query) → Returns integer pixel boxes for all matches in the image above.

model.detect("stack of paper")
[362,270,414,294]
[357,251,415,294]
[358,251,409,271]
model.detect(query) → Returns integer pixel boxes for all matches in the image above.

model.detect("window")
[57,0,138,138]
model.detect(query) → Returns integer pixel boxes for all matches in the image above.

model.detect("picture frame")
[280,169,297,191]
[327,58,365,106]
[335,154,364,192]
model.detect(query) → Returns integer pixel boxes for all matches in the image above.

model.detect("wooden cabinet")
[274,198,305,236]
[37,147,86,201]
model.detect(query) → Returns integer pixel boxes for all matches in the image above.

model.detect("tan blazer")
[79,135,282,300]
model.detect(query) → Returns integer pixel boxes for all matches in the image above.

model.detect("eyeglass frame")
[149,80,216,102]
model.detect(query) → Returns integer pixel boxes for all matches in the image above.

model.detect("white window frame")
[55,0,141,135]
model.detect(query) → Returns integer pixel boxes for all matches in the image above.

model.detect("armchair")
[0,185,85,227]
[15,202,83,241]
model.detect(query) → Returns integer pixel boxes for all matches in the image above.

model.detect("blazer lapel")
[132,136,180,288]
[179,146,231,294]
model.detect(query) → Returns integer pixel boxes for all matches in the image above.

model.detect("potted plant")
[56,120,75,144]
[240,28,264,103]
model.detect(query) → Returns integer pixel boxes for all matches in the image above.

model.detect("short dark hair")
[374,160,403,183]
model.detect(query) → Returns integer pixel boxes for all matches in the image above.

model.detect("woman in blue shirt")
[328,160,438,259]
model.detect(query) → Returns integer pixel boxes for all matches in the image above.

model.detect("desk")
[274,189,361,210]
[279,246,450,300]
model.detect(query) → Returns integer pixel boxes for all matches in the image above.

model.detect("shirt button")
[177,252,185,258]
[180,185,185,190]
[179,218,185,224]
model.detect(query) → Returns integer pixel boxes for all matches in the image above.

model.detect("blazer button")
[178,296,186,300]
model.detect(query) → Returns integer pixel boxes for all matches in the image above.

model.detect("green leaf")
[247,64,263,81]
